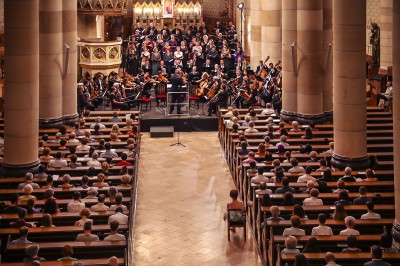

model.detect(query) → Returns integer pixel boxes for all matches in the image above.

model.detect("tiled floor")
[133,132,261,266]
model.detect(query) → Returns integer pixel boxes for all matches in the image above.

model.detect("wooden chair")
[189,84,200,109]
[155,82,167,107]
[227,207,246,241]
[137,97,152,111]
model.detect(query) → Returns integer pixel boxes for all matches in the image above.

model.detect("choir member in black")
[169,69,185,115]
[208,84,228,116]
[77,86,95,112]
[189,66,201,84]
[202,59,212,75]
[110,86,130,110]
[146,22,158,35]
[134,22,144,34]
[207,46,219,65]
[142,59,152,74]
[189,21,198,35]
[162,24,171,36]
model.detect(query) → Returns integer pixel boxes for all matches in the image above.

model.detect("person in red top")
[116,153,132,166]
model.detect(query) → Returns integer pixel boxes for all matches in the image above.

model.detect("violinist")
[110,85,130,110]
[94,74,106,93]
[208,84,228,116]
[156,70,169,83]
[233,76,249,108]
[142,73,154,98]
[77,86,95,111]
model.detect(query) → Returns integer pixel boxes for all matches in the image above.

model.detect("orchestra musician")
[169,68,186,115]
[142,73,154,98]
[77,86,95,112]
[208,84,228,116]
[233,76,250,108]
[110,85,130,110]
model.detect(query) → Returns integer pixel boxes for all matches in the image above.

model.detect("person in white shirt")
[110,193,128,211]
[90,116,106,129]
[48,152,68,168]
[339,216,360,236]
[76,137,91,151]
[255,182,272,196]
[261,103,276,116]
[288,158,305,173]
[325,252,341,266]
[360,201,381,220]
[275,135,289,147]
[104,220,126,241]
[324,142,334,154]
[125,144,136,158]
[251,168,270,184]
[303,188,323,206]
[290,121,302,132]
[67,132,80,143]
[108,207,128,225]
[67,191,86,212]
[18,172,40,190]
[244,121,258,133]
[87,153,101,167]
[376,81,393,106]
[90,194,110,212]
[312,213,333,236]
[297,166,316,183]
[223,106,234,118]
[282,215,305,236]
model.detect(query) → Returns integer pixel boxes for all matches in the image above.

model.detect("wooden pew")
[0,258,125,266]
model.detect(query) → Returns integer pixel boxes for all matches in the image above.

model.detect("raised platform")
[150,126,174,138]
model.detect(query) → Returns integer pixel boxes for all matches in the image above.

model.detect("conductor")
[169,68,185,115]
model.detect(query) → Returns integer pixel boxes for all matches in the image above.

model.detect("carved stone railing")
[77,0,128,15]
[78,40,122,77]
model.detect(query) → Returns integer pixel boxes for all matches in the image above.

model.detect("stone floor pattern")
[133,132,261,265]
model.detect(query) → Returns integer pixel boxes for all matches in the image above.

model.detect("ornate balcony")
[77,0,128,15]
[78,40,122,77]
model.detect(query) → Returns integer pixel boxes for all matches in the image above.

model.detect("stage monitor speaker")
[150,126,174,138]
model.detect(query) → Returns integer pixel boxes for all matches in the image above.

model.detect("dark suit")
[202,64,212,74]
[364,260,391,266]
[169,74,184,114]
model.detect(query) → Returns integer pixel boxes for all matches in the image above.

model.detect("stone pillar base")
[296,113,326,125]
[392,221,400,250]
[63,113,79,126]
[324,111,333,122]
[1,159,40,177]
[331,154,370,171]
[39,117,64,129]
[280,110,297,123]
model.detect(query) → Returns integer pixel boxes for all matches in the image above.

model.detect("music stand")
[170,126,186,147]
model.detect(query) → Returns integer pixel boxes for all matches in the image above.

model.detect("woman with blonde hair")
[59,174,73,188]
[75,208,93,226]
[93,173,109,187]
[19,184,37,205]
[111,124,122,135]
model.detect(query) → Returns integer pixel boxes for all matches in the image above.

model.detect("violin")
[157,74,169,83]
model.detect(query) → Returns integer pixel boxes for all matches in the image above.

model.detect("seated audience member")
[290,121,302,132]
[303,236,321,253]
[361,201,381,220]
[275,177,296,194]
[353,186,373,205]
[334,190,352,206]
[110,132,121,142]
[324,252,340,266]
[303,188,323,206]
[58,139,68,150]
[261,194,273,207]
[57,244,77,261]
[223,189,245,226]
[121,174,132,187]
[242,151,255,164]
[76,221,100,242]
[92,124,103,136]
[93,173,109,187]
[39,147,54,160]
[312,213,333,236]
[90,116,106,129]
[126,144,136,158]
[270,166,285,183]
[363,168,378,182]
[340,167,356,182]
[308,151,319,162]
[261,103,276,115]
[304,180,316,194]
[251,167,269,184]
[48,152,68,168]
[90,194,110,212]
[276,135,289,147]
[294,254,309,266]
[68,132,79,143]
[364,245,392,266]
[108,207,128,225]
[68,154,82,169]
[281,236,300,254]
[109,112,122,122]
[297,166,316,183]
[108,256,120,266]
[302,127,314,139]
[281,192,295,206]
[293,204,308,220]
[67,191,86,212]
[255,182,272,195]
[333,180,348,194]
[26,198,40,214]
[104,221,126,241]
[100,143,118,158]
[283,215,305,236]
[87,152,101,167]
[110,193,128,211]
[244,121,258,133]
[342,235,362,253]
[23,244,46,263]
[11,226,32,244]
[85,187,98,200]
[84,130,96,142]
[380,228,397,253]
[116,152,132,166]
[75,208,93,226]
[59,174,74,188]
[19,184,37,205]
[288,158,305,173]
[73,122,84,136]
[325,142,334,154]
[266,205,284,222]
[108,186,118,202]
[34,165,49,179]
[339,216,360,236]
[78,175,90,189]
[332,204,347,221]
[41,213,55,227]
[316,158,329,172]
[43,197,60,214]
[4,194,26,214]
[283,151,291,163]
[265,125,277,139]
[76,137,91,151]
[18,172,40,190]
[10,209,33,228]
[42,175,55,189]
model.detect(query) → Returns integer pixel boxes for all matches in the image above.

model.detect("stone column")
[380,0,393,70]
[260,0,282,63]
[2,0,40,176]
[331,0,369,170]
[280,0,297,122]
[62,0,79,124]
[249,0,261,69]
[391,0,400,250]
[296,0,325,124]
[323,0,333,120]
[39,0,63,128]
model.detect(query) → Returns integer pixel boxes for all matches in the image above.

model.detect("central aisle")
[133,132,261,265]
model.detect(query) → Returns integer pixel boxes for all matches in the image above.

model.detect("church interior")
[0,0,399,265]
